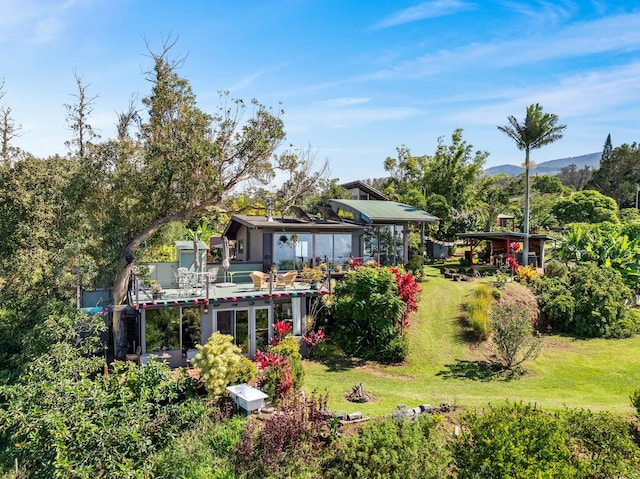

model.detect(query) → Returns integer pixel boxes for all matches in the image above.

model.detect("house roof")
[223,214,364,239]
[456,232,557,242]
[175,240,210,250]
[340,180,388,200]
[329,199,439,225]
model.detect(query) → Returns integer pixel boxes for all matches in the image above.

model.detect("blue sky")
[1,0,639,182]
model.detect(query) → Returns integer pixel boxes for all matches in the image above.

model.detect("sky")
[1,0,639,182]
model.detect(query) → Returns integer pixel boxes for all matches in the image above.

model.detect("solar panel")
[318,205,342,222]
[289,205,313,222]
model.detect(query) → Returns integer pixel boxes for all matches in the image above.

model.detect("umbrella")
[193,234,200,271]
[222,236,231,283]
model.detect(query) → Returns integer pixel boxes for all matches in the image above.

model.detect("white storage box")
[226,383,268,414]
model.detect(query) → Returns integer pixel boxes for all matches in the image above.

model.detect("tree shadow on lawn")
[320,356,367,373]
[436,359,513,382]
[442,313,522,381]
[310,342,367,372]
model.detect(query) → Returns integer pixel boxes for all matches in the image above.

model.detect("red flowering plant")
[270,320,292,346]
[254,350,294,403]
[506,256,519,271]
[509,243,520,253]
[348,257,363,269]
[390,267,421,327]
[301,329,325,358]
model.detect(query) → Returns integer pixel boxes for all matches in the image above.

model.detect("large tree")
[498,104,566,263]
[0,79,24,168]
[71,42,325,357]
[588,141,640,208]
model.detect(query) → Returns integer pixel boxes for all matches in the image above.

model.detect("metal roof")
[456,232,557,242]
[175,240,210,250]
[329,200,439,225]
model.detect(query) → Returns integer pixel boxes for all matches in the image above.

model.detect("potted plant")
[300,266,323,289]
[150,280,163,299]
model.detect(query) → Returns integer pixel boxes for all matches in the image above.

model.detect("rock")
[439,403,451,413]
[347,411,363,421]
[419,404,433,413]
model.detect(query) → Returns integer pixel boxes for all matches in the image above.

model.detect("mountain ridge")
[485,152,601,176]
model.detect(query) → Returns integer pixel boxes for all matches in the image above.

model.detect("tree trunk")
[112,261,134,359]
[522,148,530,265]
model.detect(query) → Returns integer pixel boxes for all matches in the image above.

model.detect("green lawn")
[303,265,640,417]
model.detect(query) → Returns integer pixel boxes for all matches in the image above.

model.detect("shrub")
[515,264,538,282]
[455,403,640,478]
[267,333,304,393]
[490,304,542,370]
[466,284,493,340]
[569,262,635,338]
[632,388,640,417]
[233,392,329,478]
[455,403,570,477]
[255,351,294,403]
[532,263,640,338]
[407,255,425,280]
[192,332,253,397]
[325,414,451,479]
[330,267,406,361]
[0,355,204,478]
[150,416,245,479]
[544,259,568,278]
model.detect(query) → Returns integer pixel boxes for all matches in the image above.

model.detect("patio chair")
[139,354,151,366]
[175,267,192,295]
[277,270,298,289]
[250,271,270,290]
[207,266,220,285]
[186,349,198,368]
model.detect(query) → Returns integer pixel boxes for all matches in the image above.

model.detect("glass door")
[216,309,250,355]
[254,307,270,354]
[235,309,249,354]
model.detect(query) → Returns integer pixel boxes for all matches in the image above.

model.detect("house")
[340,180,387,201]
[83,200,438,364]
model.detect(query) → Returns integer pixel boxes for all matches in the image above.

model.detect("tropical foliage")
[532,262,639,338]
[556,222,640,290]
[330,266,408,362]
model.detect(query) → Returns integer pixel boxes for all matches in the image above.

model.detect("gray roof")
[223,214,364,239]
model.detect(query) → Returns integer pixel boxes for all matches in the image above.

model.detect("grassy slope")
[303,265,640,417]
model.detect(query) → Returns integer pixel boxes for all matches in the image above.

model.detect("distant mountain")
[485,152,601,177]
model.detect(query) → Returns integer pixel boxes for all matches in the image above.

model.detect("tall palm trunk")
[523,148,530,264]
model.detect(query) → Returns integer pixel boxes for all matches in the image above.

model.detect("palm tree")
[498,103,566,263]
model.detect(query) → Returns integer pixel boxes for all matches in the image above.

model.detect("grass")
[302,264,640,417]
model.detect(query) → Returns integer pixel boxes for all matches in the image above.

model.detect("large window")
[145,307,200,353]
[273,233,311,270]
[315,233,352,269]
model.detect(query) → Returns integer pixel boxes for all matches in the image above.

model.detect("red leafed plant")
[302,329,325,358]
[270,320,293,346]
[348,257,363,269]
[509,243,520,253]
[390,267,421,327]
[507,256,519,270]
[254,351,293,402]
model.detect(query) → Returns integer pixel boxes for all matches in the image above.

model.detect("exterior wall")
[146,262,179,287]
[248,228,264,262]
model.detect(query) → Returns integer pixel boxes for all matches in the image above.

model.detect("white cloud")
[449,61,640,125]
[0,0,90,44]
[312,97,371,108]
[364,11,640,80]
[374,0,475,29]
